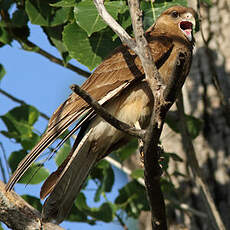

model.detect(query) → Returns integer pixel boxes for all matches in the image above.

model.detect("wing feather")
[6,34,173,192]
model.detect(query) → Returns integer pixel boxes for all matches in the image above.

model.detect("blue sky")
[0,23,132,230]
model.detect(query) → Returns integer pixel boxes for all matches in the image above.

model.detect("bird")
[6,5,196,224]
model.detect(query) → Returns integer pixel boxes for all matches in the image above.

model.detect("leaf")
[0,26,12,44]
[115,181,149,218]
[8,150,28,172]
[25,0,71,27]
[90,160,114,202]
[67,203,95,224]
[43,25,71,63]
[161,178,175,194]
[75,193,115,222]
[166,113,203,139]
[11,9,29,27]
[19,163,49,184]
[63,22,120,70]
[0,64,6,81]
[74,0,127,36]
[21,195,42,212]
[141,0,187,29]
[115,139,138,161]
[55,140,71,166]
[0,0,14,11]
[0,105,40,150]
[131,169,144,179]
[8,150,49,184]
[51,0,76,7]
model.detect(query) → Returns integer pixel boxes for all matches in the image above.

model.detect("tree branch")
[0,88,49,120]
[0,180,64,230]
[20,39,91,78]
[176,92,226,230]
[70,84,145,139]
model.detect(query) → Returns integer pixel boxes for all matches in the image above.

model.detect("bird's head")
[153,6,197,43]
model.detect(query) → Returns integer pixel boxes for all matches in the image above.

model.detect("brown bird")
[6,5,196,223]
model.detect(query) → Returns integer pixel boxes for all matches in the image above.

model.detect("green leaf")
[0,26,12,44]
[141,0,187,29]
[75,193,115,222]
[8,150,49,184]
[115,139,138,161]
[161,178,175,194]
[166,113,203,139]
[25,0,71,27]
[21,195,42,212]
[115,181,149,218]
[51,0,76,7]
[74,0,127,36]
[0,222,3,230]
[55,140,71,166]
[0,105,40,150]
[0,0,14,11]
[11,9,29,27]
[131,169,144,179]
[63,22,120,70]
[43,25,71,63]
[8,150,28,172]
[67,203,95,224]
[90,160,114,202]
[0,64,6,81]
[19,163,49,184]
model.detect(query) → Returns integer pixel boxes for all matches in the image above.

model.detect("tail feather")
[41,128,99,223]
[5,109,89,192]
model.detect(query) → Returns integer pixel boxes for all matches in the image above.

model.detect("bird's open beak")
[179,18,195,42]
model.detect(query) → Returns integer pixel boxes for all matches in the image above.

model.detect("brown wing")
[6,35,173,192]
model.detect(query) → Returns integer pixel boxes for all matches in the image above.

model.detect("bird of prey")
[6,5,196,224]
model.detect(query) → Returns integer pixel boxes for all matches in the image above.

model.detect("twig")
[20,39,91,78]
[70,84,145,139]
[176,92,226,230]
[115,213,128,230]
[0,88,49,120]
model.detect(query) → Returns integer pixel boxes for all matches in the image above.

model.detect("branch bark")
[0,180,64,230]
[70,84,145,139]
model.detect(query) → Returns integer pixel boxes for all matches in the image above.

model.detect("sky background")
[0,22,136,230]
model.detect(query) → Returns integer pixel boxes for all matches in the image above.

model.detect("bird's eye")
[171,11,179,18]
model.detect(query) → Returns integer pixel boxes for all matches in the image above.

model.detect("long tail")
[41,127,99,224]
[5,108,91,192]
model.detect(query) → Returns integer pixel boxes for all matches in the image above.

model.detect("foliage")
[0,0,205,228]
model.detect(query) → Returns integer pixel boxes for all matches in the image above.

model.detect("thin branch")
[20,39,91,78]
[0,88,49,120]
[176,92,226,230]
[128,0,163,91]
[115,213,128,230]
[70,84,145,139]
[0,9,91,79]
[0,180,65,230]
